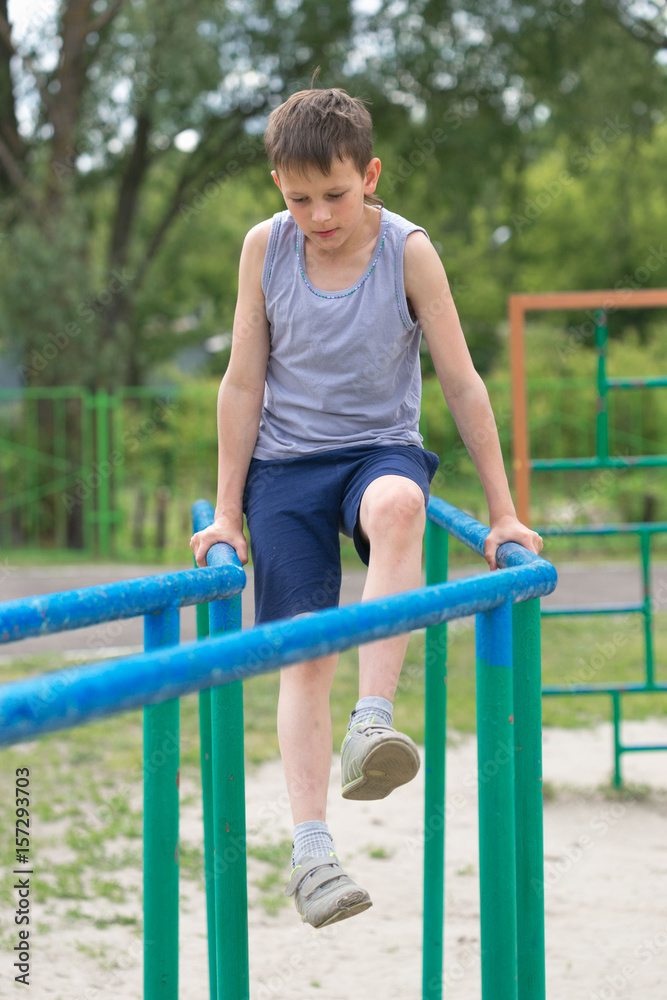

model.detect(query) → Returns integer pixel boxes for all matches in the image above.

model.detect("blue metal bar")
[426,497,558,578]
[427,497,491,556]
[0,568,245,644]
[143,605,180,1000]
[475,601,517,1000]
[0,551,557,746]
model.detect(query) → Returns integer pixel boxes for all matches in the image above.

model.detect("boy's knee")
[362,477,426,540]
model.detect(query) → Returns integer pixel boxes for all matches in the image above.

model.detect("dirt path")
[14,721,667,1000]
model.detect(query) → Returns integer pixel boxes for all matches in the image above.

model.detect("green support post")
[27,395,39,544]
[612,691,623,789]
[209,592,248,1000]
[512,599,546,1000]
[95,389,112,558]
[54,397,67,548]
[82,390,95,553]
[143,604,180,1000]
[196,594,218,1000]
[422,521,448,1000]
[640,531,655,689]
[476,601,517,1000]
[594,311,609,465]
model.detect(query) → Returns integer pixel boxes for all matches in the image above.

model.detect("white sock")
[291,820,335,869]
[348,695,393,730]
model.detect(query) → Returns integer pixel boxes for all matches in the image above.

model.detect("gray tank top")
[253,207,428,460]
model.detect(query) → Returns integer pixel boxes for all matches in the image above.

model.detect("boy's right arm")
[190,220,272,567]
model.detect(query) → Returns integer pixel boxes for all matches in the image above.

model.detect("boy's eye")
[290,192,345,203]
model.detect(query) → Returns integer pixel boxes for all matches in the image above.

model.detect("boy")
[190,85,543,928]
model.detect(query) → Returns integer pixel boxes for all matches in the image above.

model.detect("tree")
[0,0,365,387]
[0,0,664,389]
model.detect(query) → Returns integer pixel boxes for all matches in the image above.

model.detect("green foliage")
[1,0,666,388]
[2,1,667,554]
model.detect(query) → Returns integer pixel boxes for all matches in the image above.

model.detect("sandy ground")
[4,719,666,1000]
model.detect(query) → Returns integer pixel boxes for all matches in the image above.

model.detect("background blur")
[1,0,666,561]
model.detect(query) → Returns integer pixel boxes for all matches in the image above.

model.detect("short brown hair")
[264,87,382,206]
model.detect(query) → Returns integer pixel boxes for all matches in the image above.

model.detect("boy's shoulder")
[244,216,275,253]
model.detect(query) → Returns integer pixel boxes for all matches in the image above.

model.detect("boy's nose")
[311,203,332,224]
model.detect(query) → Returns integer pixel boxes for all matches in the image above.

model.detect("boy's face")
[272,156,381,247]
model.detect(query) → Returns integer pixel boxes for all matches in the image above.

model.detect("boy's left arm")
[404,231,543,571]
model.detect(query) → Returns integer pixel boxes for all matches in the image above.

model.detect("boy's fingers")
[190,528,248,567]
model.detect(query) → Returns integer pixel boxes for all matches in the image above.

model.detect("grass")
[1,611,665,767]
[247,838,294,915]
[243,610,667,757]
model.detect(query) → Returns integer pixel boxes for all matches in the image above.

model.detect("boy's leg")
[279,651,373,927]
[245,452,374,924]
[357,474,426,695]
[277,652,338,825]
[340,474,425,800]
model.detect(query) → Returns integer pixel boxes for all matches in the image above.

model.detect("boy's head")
[264,86,382,206]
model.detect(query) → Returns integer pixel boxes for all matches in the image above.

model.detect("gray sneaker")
[285,854,372,927]
[341,720,421,800]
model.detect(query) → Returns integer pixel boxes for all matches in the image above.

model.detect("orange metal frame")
[509,289,667,525]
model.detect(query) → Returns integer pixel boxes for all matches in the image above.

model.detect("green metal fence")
[531,312,667,785]
[2,370,665,559]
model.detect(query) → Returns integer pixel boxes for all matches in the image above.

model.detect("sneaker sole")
[342,739,421,800]
[309,894,373,928]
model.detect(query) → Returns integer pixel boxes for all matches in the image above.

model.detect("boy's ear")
[271,169,282,191]
[364,157,381,195]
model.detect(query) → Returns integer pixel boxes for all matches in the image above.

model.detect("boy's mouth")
[314,228,337,238]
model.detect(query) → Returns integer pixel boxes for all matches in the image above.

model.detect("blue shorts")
[243,444,439,624]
